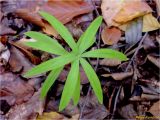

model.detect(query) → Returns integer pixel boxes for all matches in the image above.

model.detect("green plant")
[23,11,127,111]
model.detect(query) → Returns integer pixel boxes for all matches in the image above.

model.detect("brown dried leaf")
[10,41,41,65]
[0,72,34,105]
[118,104,138,119]
[149,101,160,117]
[7,89,44,120]
[100,58,121,67]
[147,55,160,69]
[113,1,152,24]
[15,1,93,37]
[79,93,109,119]
[37,112,65,120]
[102,71,133,80]
[101,27,121,45]
[9,46,34,73]
[101,0,152,26]
[143,14,160,32]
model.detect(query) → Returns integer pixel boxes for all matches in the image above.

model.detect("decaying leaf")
[15,1,93,37]
[10,41,41,65]
[101,0,123,26]
[102,71,133,80]
[149,100,160,117]
[0,72,34,105]
[101,0,152,26]
[37,112,65,120]
[154,0,160,16]
[100,58,121,67]
[147,55,160,69]
[0,43,10,66]
[9,46,34,73]
[113,1,152,24]
[143,14,160,32]
[79,93,110,120]
[101,27,121,45]
[7,89,44,120]
[118,104,138,119]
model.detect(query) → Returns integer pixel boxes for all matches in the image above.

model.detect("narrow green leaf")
[72,72,80,106]
[40,66,64,98]
[39,11,78,52]
[59,59,79,111]
[80,58,103,104]
[24,31,68,55]
[24,53,76,78]
[78,16,102,53]
[81,49,128,61]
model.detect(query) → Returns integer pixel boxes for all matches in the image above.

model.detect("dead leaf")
[79,92,110,119]
[101,27,121,45]
[100,58,121,67]
[113,1,152,24]
[143,14,160,32]
[125,17,142,46]
[42,21,59,37]
[0,72,34,105]
[101,0,152,26]
[154,0,160,16]
[15,1,93,37]
[147,55,160,69]
[118,104,138,119]
[37,112,65,120]
[101,0,123,26]
[149,101,160,117]
[10,41,41,65]
[7,89,44,120]
[102,71,133,80]
[9,46,34,73]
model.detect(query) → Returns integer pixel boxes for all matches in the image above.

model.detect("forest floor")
[0,0,160,120]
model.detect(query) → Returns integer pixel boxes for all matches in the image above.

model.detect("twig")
[111,86,122,119]
[125,32,148,72]
[79,0,101,119]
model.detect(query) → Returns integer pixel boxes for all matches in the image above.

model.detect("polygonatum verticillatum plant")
[23,11,128,111]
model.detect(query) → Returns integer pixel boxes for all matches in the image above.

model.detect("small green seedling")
[23,11,127,111]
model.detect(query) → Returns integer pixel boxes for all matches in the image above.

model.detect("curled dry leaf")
[100,58,121,67]
[37,112,65,120]
[10,41,41,65]
[143,14,160,32]
[102,70,133,80]
[101,0,152,26]
[147,55,160,69]
[101,27,121,45]
[113,1,152,24]
[15,0,93,37]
